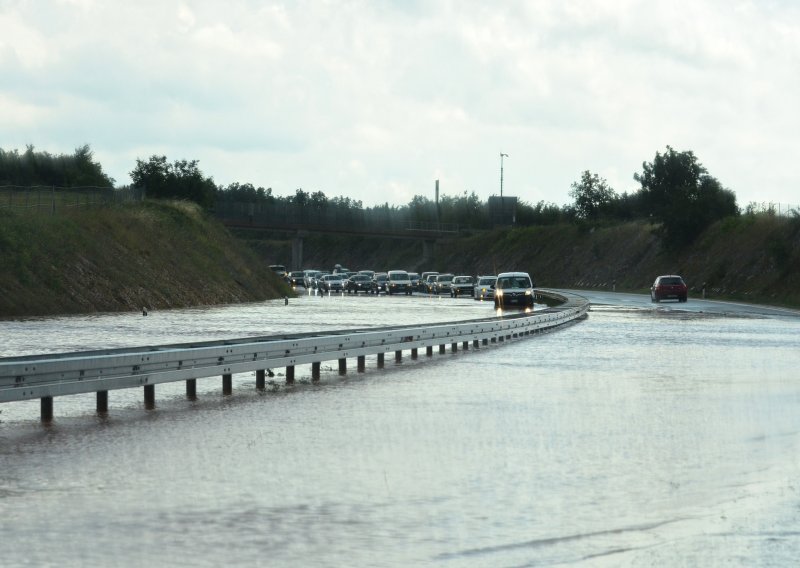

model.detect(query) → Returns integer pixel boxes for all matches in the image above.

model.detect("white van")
[493,272,535,309]
[386,270,413,295]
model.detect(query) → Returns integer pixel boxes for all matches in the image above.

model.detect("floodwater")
[2,292,800,567]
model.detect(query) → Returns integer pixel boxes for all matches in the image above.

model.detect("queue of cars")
[279,266,537,307]
[277,263,692,306]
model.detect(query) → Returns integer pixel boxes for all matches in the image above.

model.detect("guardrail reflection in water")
[0,291,588,421]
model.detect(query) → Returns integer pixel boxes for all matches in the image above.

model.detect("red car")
[651,275,688,303]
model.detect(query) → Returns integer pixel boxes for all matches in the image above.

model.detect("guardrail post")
[377,353,384,368]
[473,340,479,349]
[338,358,347,375]
[144,384,155,408]
[222,373,232,395]
[395,350,402,362]
[411,348,418,359]
[426,346,433,357]
[97,390,108,413]
[482,338,488,346]
[357,356,365,371]
[256,370,265,390]
[312,362,321,381]
[186,379,197,398]
[41,396,53,422]
[286,366,295,384]
[462,341,469,350]
[439,344,445,354]
[451,342,458,352]
[491,337,497,343]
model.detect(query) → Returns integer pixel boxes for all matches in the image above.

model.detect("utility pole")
[500,153,508,198]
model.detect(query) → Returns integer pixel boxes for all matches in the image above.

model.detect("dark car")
[346,274,373,294]
[419,271,439,293]
[371,273,388,294]
[286,270,305,287]
[450,275,474,297]
[651,275,688,303]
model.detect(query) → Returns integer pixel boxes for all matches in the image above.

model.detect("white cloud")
[1,0,799,207]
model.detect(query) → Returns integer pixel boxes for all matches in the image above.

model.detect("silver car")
[474,276,497,301]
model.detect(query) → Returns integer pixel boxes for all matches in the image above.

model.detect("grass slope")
[241,215,800,308]
[0,200,290,319]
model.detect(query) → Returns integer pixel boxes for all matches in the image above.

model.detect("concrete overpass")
[214,201,461,269]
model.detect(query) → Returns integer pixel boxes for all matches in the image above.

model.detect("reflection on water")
[2,295,800,566]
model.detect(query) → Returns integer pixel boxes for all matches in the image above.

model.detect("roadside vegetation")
[0,200,291,319]
[2,144,798,315]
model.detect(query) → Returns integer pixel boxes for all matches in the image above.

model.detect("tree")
[130,155,217,208]
[634,146,738,248]
[569,170,617,221]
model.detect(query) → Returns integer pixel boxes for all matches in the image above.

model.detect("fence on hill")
[0,185,144,214]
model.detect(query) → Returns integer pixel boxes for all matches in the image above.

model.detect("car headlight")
[496,290,503,297]
[525,290,532,295]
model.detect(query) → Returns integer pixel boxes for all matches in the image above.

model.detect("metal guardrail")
[0,291,588,413]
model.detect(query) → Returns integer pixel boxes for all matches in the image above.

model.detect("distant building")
[488,195,517,227]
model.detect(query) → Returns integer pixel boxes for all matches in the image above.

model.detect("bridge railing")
[214,200,460,234]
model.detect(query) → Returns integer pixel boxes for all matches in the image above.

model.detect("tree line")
[2,144,745,249]
[0,145,115,188]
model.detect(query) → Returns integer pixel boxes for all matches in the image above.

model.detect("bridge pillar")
[422,239,436,261]
[291,236,304,271]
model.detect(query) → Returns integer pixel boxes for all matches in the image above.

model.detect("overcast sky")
[2,0,798,207]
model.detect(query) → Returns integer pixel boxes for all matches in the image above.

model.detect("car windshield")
[436,275,454,282]
[479,277,496,285]
[389,273,408,281]
[454,277,472,283]
[376,275,387,281]
[496,276,531,289]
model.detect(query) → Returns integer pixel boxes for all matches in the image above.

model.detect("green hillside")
[0,200,291,319]
[243,214,800,308]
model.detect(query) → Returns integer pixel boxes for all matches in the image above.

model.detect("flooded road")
[2,291,800,566]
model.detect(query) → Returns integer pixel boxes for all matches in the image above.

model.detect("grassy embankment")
[241,213,800,308]
[0,200,291,319]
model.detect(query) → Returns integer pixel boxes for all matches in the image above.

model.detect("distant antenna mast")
[500,153,508,198]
